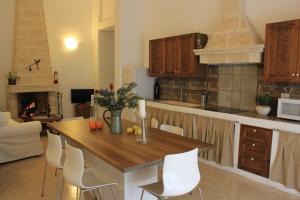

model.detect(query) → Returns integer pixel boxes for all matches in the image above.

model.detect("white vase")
[255,105,271,116]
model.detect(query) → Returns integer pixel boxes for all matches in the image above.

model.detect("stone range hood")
[194,0,264,65]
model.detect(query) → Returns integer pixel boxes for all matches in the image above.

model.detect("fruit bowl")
[255,105,271,116]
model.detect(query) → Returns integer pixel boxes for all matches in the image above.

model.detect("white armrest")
[1,112,11,119]
[0,121,42,139]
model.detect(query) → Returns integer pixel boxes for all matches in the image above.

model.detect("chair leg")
[92,190,97,200]
[79,189,83,200]
[76,187,79,200]
[110,185,116,200]
[140,189,145,200]
[56,170,62,200]
[198,187,203,200]
[96,189,102,200]
[41,162,48,197]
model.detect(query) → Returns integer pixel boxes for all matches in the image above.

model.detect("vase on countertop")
[103,109,122,134]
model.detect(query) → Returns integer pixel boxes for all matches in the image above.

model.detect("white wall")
[99,30,115,88]
[0,0,15,111]
[143,0,300,67]
[101,0,115,21]
[143,0,224,67]
[115,0,146,87]
[247,0,300,39]
[44,0,98,118]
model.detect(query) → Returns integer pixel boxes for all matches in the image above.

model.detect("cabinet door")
[297,21,300,77]
[238,124,273,178]
[164,37,179,77]
[264,20,299,82]
[149,39,164,77]
[179,33,205,78]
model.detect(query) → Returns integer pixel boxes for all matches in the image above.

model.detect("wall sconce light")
[64,37,78,50]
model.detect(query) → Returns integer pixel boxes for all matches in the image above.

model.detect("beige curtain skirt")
[270,131,300,192]
[146,106,235,167]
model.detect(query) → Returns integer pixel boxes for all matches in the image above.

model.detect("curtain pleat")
[195,116,234,167]
[270,131,300,191]
[182,113,194,138]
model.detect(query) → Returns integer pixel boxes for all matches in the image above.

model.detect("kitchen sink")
[156,100,201,108]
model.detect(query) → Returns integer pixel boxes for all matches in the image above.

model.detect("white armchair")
[0,112,44,163]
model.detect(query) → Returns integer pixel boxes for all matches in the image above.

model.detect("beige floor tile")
[0,137,299,200]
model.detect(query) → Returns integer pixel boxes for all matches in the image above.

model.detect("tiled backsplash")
[218,65,258,111]
[257,67,300,98]
[158,65,300,111]
[158,66,218,105]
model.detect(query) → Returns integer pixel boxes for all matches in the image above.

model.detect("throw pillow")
[0,112,8,126]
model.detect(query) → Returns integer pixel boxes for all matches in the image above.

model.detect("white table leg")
[83,150,158,200]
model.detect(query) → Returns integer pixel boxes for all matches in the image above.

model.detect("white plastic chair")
[160,124,184,136]
[41,130,64,199]
[63,142,117,200]
[139,148,202,200]
[151,118,159,128]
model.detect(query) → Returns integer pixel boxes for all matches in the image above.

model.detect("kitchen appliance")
[277,98,300,121]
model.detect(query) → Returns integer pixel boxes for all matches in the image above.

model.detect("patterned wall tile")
[188,80,206,90]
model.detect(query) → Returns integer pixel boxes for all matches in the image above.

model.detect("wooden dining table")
[48,118,213,200]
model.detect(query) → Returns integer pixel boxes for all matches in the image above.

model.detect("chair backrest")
[160,124,183,136]
[46,130,63,168]
[63,142,85,188]
[162,148,200,197]
[62,117,84,121]
[151,118,159,128]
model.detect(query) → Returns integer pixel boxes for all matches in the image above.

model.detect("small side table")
[21,114,62,136]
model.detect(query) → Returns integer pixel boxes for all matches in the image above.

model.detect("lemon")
[127,127,133,134]
[137,127,142,135]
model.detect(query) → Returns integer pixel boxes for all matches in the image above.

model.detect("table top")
[48,119,214,172]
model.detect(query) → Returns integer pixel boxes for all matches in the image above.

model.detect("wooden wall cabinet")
[149,39,165,76]
[148,33,206,78]
[264,19,300,82]
[238,124,273,178]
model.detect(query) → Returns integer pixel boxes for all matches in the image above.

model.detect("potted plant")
[95,82,140,134]
[6,72,19,85]
[255,94,272,115]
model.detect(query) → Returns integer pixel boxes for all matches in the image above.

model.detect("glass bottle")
[89,94,97,130]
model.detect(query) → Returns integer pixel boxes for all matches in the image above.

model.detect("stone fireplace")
[7,0,59,119]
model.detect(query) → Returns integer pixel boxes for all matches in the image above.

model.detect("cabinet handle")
[251,157,255,161]
[253,129,257,133]
[252,143,256,147]
[159,70,162,74]
[292,73,295,77]
[297,73,299,77]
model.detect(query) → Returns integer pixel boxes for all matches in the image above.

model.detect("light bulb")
[64,37,78,50]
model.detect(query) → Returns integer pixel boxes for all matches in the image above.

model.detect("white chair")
[151,118,159,128]
[63,142,117,200]
[160,124,184,136]
[62,117,84,121]
[60,117,84,147]
[41,130,64,199]
[139,148,202,200]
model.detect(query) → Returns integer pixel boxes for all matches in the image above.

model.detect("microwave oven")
[277,98,300,121]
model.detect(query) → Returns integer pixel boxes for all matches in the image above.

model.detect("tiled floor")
[0,137,299,200]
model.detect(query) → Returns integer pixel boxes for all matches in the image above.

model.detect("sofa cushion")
[0,112,8,126]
